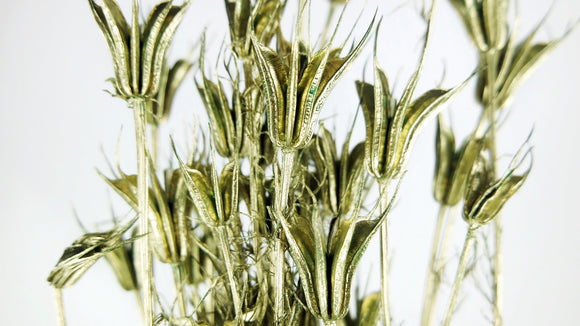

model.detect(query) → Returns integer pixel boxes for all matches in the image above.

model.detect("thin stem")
[379,180,391,326]
[150,123,159,168]
[172,264,187,318]
[216,226,243,324]
[484,49,502,326]
[421,205,449,326]
[442,225,477,326]
[132,97,154,326]
[273,148,297,325]
[53,287,66,326]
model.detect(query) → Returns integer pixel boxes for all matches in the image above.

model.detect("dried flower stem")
[485,49,503,326]
[132,97,154,326]
[216,226,243,324]
[421,204,449,326]
[53,287,66,326]
[273,149,297,324]
[172,264,187,317]
[442,225,477,326]
[379,180,391,326]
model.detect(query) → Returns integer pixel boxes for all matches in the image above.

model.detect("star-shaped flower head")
[252,0,375,150]
[89,0,191,99]
[278,185,398,321]
[357,20,469,181]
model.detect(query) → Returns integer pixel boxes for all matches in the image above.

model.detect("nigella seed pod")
[98,160,194,264]
[309,125,367,216]
[449,0,510,52]
[357,23,470,181]
[476,24,562,108]
[224,0,285,58]
[463,147,531,226]
[433,115,485,206]
[88,0,191,99]
[48,218,136,289]
[150,59,193,125]
[196,36,245,158]
[252,0,374,150]
[278,184,399,322]
[175,141,240,228]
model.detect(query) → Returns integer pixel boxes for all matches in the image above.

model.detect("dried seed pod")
[357,23,469,180]
[433,115,485,206]
[176,145,241,228]
[98,162,193,264]
[449,0,510,52]
[279,190,397,321]
[196,36,245,158]
[309,125,367,216]
[252,1,374,150]
[463,149,531,226]
[104,235,138,291]
[150,59,193,124]
[477,24,561,108]
[224,0,286,57]
[88,0,191,99]
[47,218,136,289]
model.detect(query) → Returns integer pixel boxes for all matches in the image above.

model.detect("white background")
[1,0,579,325]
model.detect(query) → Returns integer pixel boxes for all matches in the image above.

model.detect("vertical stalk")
[172,264,187,318]
[484,49,502,326]
[132,97,154,326]
[379,180,391,326]
[442,225,477,326]
[216,226,243,324]
[53,288,66,326]
[421,205,449,326]
[273,148,297,324]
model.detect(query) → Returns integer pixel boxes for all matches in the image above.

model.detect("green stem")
[421,205,449,326]
[132,97,154,326]
[442,225,477,326]
[216,226,243,324]
[53,287,66,326]
[379,180,391,326]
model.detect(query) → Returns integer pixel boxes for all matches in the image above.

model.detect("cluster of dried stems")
[47,0,562,325]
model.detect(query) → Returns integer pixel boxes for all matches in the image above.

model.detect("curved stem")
[379,180,391,326]
[132,97,154,326]
[421,205,449,326]
[442,225,477,326]
[53,287,66,326]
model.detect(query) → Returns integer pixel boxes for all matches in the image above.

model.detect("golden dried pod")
[196,36,245,158]
[463,150,531,226]
[358,21,470,180]
[47,218,136,289]
[279,189,397,321]
[433,115,485,206]
[449,0,509,52]
[252,1,374,149]
[89,0,191,99]
[98,162,191,264]
[150,59,193,124]
[476,24,561,108]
